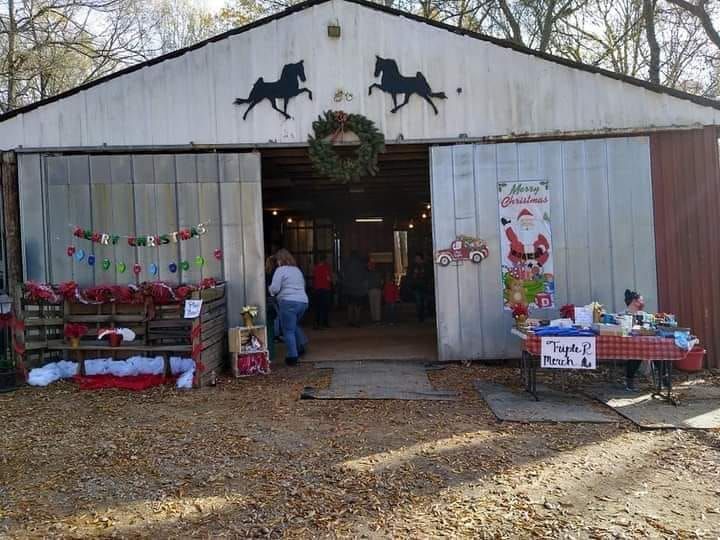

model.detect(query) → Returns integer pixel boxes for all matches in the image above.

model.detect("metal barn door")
[17,151,265,327]
[430,139,657,362]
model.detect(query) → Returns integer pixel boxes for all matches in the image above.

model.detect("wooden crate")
[231,351,270,377]
[14,285,64,368]
[228,325,268,353]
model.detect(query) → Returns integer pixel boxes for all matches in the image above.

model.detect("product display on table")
[512,297,700,404]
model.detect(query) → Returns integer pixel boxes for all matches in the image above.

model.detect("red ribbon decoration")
[330,111,349,143]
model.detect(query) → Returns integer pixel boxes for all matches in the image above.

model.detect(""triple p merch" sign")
[540,337,597,369]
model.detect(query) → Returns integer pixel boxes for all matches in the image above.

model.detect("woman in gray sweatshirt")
[268,249,309,365]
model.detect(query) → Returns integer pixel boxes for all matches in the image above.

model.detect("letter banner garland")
[72,223,208,247]
[498,180,555,311]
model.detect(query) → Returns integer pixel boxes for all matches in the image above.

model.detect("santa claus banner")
[497,180,555,311]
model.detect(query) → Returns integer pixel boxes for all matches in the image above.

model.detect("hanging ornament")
[67,246,76,257]
[149,263,159,276]
[87,255,96,266]
[75,249,85,262]
[195,255,205,267]
[214,248,223,260]
[180,261,190,271]
[168,262,178,273]
[133,263,142,275]
[117,262,127,273]
[102,258,111,271]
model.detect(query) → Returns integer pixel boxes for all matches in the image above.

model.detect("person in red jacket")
[313,255,333,329]
[383,274,400,324]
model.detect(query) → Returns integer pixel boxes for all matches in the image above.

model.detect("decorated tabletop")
[514,329,690,362]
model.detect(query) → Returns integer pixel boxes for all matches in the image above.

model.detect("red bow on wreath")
[330,111,349,143]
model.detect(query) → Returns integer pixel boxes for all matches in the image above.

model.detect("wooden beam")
[1,152,21,294]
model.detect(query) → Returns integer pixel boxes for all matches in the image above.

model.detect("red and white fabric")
[523,334,689,361]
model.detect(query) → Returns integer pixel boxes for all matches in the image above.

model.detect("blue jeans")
[279,300,308,358]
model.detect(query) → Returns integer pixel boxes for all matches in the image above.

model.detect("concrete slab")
[474,381,619,423]
[585,383,720,429]
[298,322,438,363]
[301,361,457,400]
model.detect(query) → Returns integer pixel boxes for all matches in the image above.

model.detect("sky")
[196,0,227,13]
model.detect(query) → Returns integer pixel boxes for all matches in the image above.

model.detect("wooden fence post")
[1,151,21,295]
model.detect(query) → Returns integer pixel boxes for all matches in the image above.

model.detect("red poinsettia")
[175,286,194,300]
[560,304,575,321]
[83,285,114,303]
[511,303,529,320]
[198,277,217,290]
[25,281,61,304]
[57,281,79,300]
[64,323,88,339]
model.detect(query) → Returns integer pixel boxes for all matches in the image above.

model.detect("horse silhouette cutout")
[234,60,312,120]
[368,56,447,115]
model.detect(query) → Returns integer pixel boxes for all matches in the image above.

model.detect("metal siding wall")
[431,136,657,360]
[651,127,720,368]
[2,0,720,150]
[18,151,264,329]
[17,154,46,281]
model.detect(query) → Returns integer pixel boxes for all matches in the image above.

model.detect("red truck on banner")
[436,236,489,266]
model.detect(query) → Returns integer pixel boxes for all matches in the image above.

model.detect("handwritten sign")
[184,299,203,319]
[540,336,596,370]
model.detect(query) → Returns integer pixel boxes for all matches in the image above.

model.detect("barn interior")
[261,143,438,362]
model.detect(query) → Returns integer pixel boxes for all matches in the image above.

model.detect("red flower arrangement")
[57,281,79,300]
[25,279,221,306]
[560,304,575,321]
[511,304,529,320]
[25,281,61,304]
[64,323,88,339]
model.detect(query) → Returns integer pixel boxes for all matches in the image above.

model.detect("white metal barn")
[0,0,718,364]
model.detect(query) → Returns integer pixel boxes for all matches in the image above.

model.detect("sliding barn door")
[17,151,264,327]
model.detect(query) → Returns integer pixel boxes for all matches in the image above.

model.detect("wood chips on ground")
[0,364,718,539]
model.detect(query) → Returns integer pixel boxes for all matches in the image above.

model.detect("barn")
[0,0,718,369]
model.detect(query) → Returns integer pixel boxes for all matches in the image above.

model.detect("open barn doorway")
[261,144,437,362]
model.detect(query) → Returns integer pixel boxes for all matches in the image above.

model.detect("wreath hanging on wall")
[308,110,385,183]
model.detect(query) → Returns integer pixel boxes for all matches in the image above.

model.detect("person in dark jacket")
[623,289,645,390]
[343,251,368,326]
[409,253,431,322]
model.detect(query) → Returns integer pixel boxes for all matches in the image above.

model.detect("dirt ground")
[1,363,719,539]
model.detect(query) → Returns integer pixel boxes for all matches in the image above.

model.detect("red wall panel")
[650,127,720,368]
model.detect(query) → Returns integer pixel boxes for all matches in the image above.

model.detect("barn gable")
[0,0,718,149]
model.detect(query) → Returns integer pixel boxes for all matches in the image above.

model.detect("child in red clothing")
[383,274,400,324]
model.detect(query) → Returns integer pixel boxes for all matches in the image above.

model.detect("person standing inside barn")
[269,249,309,366]
[410,253,431,323]
[367,261,383,324]
[312,254,333,330]
[343,251,369,326]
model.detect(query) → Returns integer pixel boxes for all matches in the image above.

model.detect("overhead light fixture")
[355,218,383,223]
[272,210,278,216]
[426,203,431,210]
[287,217,293,224]
[421,213,428,219]
[409,223,415,229]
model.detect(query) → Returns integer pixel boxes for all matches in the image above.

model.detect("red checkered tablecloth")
[522,333,688,362]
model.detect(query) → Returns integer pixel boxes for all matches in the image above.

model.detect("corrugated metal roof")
[0,0,718,125]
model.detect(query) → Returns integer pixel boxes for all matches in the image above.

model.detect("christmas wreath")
[308,110,385,183]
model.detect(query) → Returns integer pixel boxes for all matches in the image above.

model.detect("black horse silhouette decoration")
[368,56,447,115]
[234,60,312,120]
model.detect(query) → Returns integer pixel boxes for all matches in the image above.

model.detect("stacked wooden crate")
[149,284,227,386]
[15,283,227,387]
[12,290,64,367]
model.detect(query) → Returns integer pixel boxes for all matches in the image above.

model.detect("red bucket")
[676,346,705,373]
[108,333,123,348]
